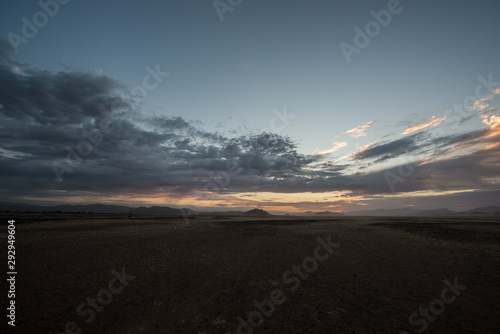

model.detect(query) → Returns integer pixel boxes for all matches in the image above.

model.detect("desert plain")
[1,213,500,333]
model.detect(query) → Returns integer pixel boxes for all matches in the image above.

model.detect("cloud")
[317,141,348,155]
[480,109,500,127]
[0,42,322,198]
[351,133,423,162]
[401,116,446,135]
[472,88,500,111]
[397,141,500,193]
[1,37,499,210]
[344,121,373,138]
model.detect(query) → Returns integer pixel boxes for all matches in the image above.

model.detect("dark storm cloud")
[351,133,424,161]
[1,37,499,202]
[0,67,129,125]
[431,128,488,149]
[0,40,322,197]
[367,148,500,195]
[351,125,497,164]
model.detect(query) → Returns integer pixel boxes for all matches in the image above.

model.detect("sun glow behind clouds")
[202,189,486,212]
[234,191,352,204]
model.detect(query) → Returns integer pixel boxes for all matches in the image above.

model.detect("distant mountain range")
[0,202,135,214]
[0,202,271,216]
[0,202,499,216]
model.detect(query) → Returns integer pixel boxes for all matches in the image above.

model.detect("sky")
[0,0,499,213]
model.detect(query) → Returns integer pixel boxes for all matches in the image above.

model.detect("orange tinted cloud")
[317,141,348,155]
[344,121,374,138]
[401,116,446,135]
[480,112,500,127]
[472,87,500,111]
[348,140,378,161]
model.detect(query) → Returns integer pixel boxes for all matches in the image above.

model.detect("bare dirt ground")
[1,213,500,333]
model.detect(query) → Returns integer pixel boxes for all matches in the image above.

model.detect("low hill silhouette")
[242,208,272,216]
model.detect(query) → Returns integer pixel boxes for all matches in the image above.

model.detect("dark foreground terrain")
[1,213,500,333]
